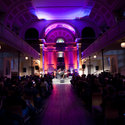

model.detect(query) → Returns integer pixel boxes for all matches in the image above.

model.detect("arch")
[25,28,39,40]
[4,1,38,28]
[82,27,96,38]
[81,27,96,51]
[46,28,75,43]
[56,38,65,43]
[44,23,77,37]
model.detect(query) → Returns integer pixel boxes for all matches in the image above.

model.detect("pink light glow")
[45,23,76,36]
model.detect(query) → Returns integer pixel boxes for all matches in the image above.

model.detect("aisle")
[34,84,95,125]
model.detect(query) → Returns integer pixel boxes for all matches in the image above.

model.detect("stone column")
[46,47,56,73]
[101,49,104,72]
[18,51,20,76]
[88,56,91,74]
[77,43,82,71]
[31,57,34,75]
[40,44,44,71]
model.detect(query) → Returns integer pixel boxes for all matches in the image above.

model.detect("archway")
[25,28,40,52]
[81,27,96,51]
[25,28,39,41]
[43,23,78,73]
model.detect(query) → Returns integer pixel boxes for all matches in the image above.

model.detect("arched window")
[81,27,96,51]
[56,38,65,43]
[58,51,64,57]
[25,28,39,40]
[82,27,95,38]
[25,28,39,52]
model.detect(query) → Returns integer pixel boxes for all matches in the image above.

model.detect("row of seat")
[0,74,53,125]
[71,72,125,125]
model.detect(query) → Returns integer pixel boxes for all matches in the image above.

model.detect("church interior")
[0,0,125,125]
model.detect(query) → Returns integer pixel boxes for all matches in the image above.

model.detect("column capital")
[75,38,82,43]
[39,39,46,43]
[77,43,82,48]
[40,44,44,49]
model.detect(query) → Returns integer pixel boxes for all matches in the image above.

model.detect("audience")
[0,74,53,125]
[71,72,125,125]
[0,72,125,125]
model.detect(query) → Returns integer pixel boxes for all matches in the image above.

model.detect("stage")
[52,77,72,84]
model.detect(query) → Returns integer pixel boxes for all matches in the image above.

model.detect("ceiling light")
[93,55,97,58]
[25,56,28,60]
[121,42,125,48]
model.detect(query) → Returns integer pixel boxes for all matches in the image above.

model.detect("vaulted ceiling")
[0,0,124,34]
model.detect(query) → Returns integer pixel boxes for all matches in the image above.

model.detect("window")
[56,38,64,43]
[58,51,64,58]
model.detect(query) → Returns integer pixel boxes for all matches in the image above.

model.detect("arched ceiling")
[0,0,124,34]
[46,28,75,43]
[44,23,76,37]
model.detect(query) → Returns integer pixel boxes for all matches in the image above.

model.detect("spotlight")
[25,56,28,60]
[121,42,125,48]
[93,55,97,58]
[79,70,83,76]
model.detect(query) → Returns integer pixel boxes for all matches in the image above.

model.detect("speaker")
[82,64,85,69]
[23,68,26,72]
[35,66,39,70]
[95,66,99,70]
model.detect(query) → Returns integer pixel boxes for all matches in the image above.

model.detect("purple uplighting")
[32,0,92,20]
[0,0,125,125]
[35,8,91,20]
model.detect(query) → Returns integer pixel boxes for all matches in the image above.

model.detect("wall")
[19,55,32,76]
[0,53,4,76]
[20,19,100,39]
[0,50,18,77]
[83,55,111,76]
[104,50,125,75]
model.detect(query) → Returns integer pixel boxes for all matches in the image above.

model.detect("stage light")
[79,70,83,76]
[93,55,97,58]
[25,56,28,60]
[121,42,125,48]
[0,45,1,50]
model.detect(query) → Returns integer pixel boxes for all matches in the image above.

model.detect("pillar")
[101,49,104,72]
[65,46,74,71]
[64,50,69,70]
[44,49,48,72]
[77,43,82,71]
[44,46,56,73]
[40,44,44,71]
[18,51,20,76]
[31,57,34,75]
[73,48,77,70]
[88,56,91,74]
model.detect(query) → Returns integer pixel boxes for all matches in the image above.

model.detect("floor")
[32,79,95,125]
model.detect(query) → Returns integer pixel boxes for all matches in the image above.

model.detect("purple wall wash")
[32,0,93,20]
[1,0,122,36]
[20,20,100,39]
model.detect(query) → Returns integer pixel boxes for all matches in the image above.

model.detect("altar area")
[52,77,72,84]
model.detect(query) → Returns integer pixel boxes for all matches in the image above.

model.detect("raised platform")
[52,77,72,84]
